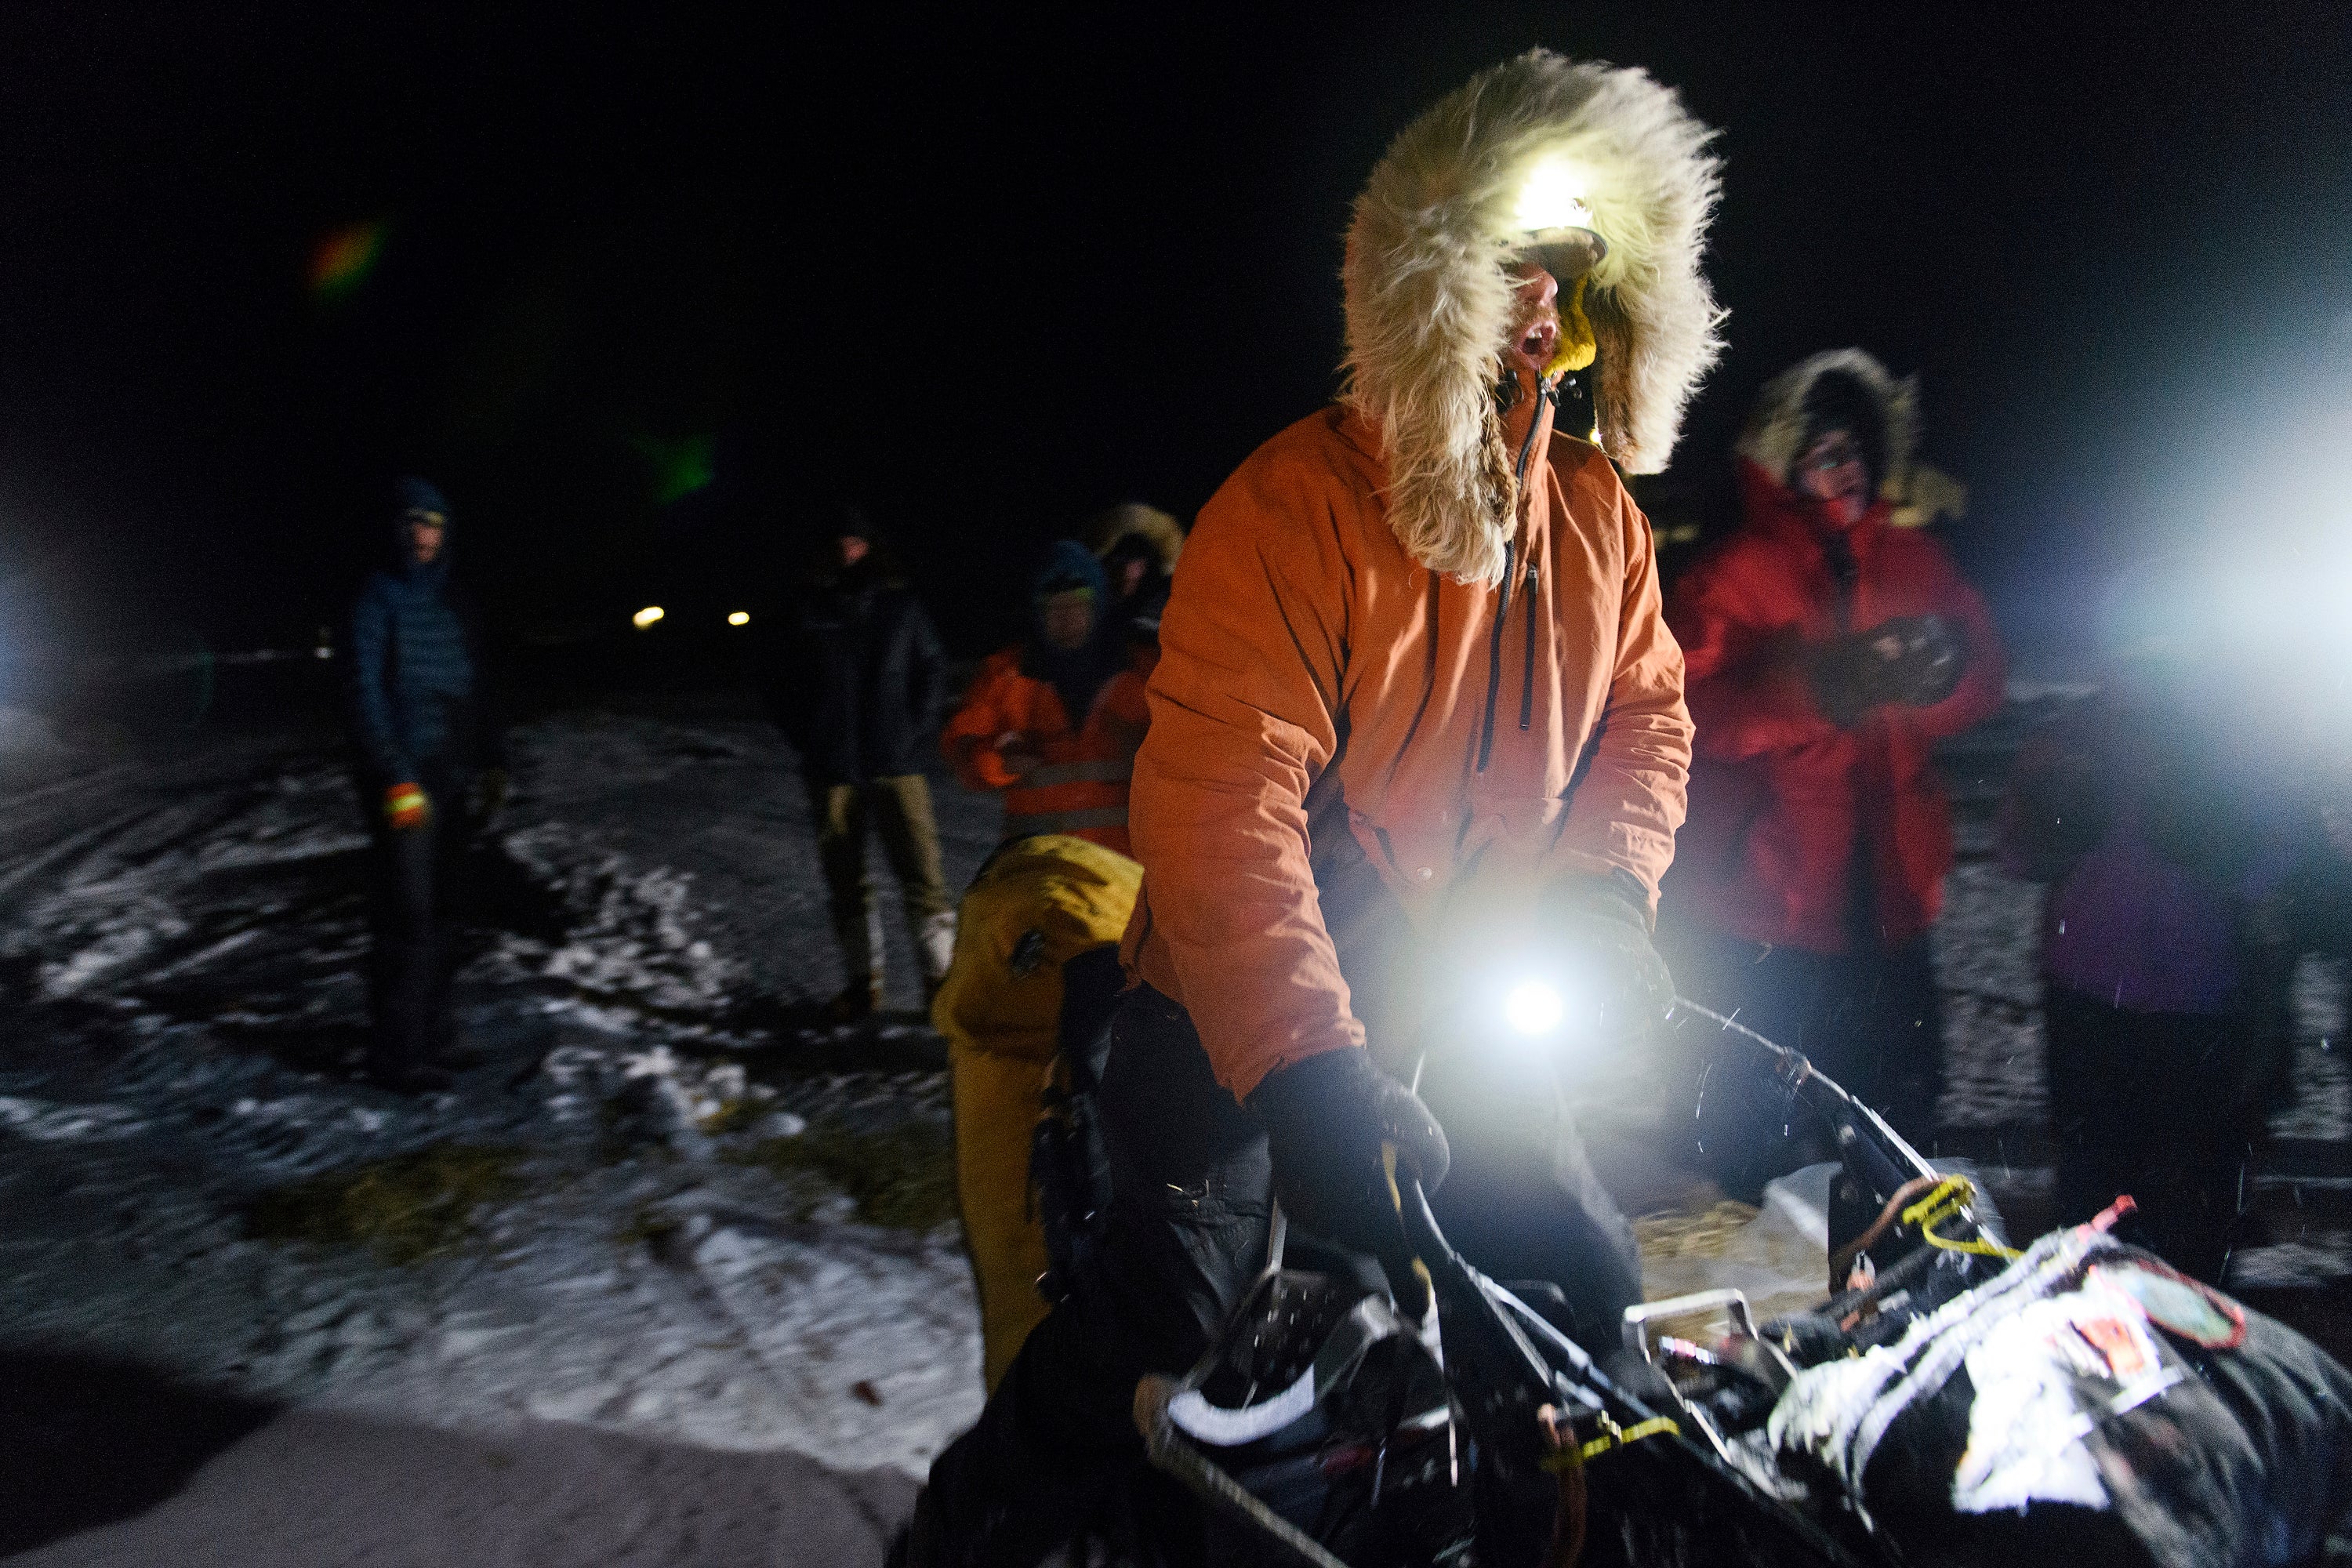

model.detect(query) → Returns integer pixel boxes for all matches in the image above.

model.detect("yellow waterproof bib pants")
[931,833,1143,1392]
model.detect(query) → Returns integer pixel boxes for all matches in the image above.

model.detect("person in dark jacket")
[2000,672,2298,1281]
[347,476,506,1092]
[764,509,953,1020]
[1663,351,2005,1191]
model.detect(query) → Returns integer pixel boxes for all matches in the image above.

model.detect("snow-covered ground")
[1,698,2345,1563]
[0,708,1004,1542]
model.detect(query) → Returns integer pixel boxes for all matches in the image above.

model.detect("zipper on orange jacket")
[1519,555,1540,732]
[1477,537,1516,773]
[1479,380,1554,771]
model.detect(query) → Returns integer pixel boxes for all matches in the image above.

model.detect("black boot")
[912,1374,1112,1567]
[884,1486,942,1568]
[366,1060,456,1094]
[431,1040,488,1070]
[824,976,884,1024]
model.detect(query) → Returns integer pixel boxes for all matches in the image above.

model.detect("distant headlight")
[632,606,665,630]
[727,611,750,627]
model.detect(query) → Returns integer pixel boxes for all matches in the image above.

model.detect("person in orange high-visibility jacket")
[940,541,1148,855]
[902,50,1720,1565]
[933,539,1152,1396]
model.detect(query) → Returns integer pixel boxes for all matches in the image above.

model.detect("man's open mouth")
[1515,316,1560,369]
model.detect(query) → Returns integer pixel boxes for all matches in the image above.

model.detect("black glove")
[1540,872,1675,1043]
[1805,614,1967,727]
[1875,614,1966,707]
[1247,1048,1449,1265]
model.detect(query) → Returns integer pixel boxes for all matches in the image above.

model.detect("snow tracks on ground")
[0,712,1004,1554]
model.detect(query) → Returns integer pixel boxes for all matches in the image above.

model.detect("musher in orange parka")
[899,50,1723,1566]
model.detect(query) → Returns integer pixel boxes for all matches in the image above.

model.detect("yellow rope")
[1900,1175,2023,1261]
[1545,1414,1682,1468]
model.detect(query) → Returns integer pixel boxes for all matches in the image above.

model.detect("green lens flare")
[630,433,717,505]
[309,222,386,299]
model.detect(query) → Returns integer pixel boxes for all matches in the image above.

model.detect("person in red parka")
[1664,350,2004,1189]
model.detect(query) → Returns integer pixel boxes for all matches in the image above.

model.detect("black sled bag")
[1768,1224,2352,1566]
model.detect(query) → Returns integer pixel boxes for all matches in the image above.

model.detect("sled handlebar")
[1671,996,1939,1203]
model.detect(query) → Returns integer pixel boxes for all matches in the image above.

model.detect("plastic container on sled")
[1141,1007,2352,1568]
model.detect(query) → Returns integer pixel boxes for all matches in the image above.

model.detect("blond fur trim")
[1086,502,1185,572]
[1734,348,1918,489]
[1343,49,1724,585]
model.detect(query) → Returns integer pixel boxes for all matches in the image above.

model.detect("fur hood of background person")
[1342,49,1724,586]
[1085,502,1185,578]
[1736,347,1919,499]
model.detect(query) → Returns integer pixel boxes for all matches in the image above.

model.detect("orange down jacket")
[1120,405,1693,1101]
[942,650,1151,854]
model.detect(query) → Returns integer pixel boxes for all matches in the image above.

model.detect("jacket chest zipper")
[1518,558,1540,732]
[1475,547,1545,768]
[1475,539,1515,774]
[1478,382,1553,773]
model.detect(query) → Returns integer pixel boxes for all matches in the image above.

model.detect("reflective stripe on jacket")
[942,648,1149,854]
[1120,405,1693,1102]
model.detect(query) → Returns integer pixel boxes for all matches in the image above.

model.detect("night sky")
[1,2,2347,673]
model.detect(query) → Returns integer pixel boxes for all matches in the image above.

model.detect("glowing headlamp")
[1514,159,1595,234]
[1511,158,1606,379]
[1513,158,1608,277]
[1502,979,1567,1038]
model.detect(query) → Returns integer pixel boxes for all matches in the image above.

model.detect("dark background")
[1,2,2347,678]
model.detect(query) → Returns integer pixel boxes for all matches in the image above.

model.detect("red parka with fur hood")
[1664,351,2005,953]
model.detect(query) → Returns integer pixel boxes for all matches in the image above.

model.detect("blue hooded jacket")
[347,479,498,780]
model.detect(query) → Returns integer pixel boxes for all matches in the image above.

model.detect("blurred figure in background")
[2000,567,2305,1282]
[1665,351,2005,1191]
[939,540,1146,856]
[761,506,953,1022]
[347,476,506,1092]
[1086,502,1184,674]
[2299,795,2352,960]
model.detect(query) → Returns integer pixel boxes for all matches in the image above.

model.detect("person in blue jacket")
[347,477,506,1091]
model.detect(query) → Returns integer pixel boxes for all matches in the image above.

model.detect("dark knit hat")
[1031,539,1108,604]
[394,475,451,522]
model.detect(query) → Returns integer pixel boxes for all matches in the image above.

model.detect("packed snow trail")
[4,1387,915,1567]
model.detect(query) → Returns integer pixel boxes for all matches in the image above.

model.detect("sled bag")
[1769,1225,2352,1566]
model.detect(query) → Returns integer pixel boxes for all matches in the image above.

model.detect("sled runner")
[1133,1003,2352,1568]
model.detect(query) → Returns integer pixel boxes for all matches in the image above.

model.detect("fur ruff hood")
[1086,502,1185,573]
[1342,49,1724,586]
[1735,348,1918,493]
